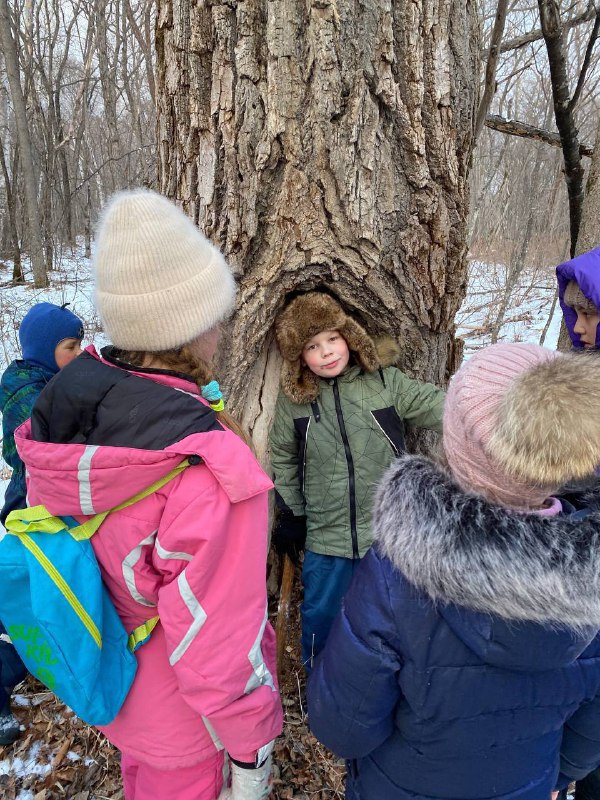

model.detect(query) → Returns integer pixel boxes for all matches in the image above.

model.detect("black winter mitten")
[273,512,307,566]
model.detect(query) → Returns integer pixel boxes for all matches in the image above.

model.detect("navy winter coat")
[307,456,600,800]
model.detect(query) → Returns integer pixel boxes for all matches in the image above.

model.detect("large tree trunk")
[156,0,479,461]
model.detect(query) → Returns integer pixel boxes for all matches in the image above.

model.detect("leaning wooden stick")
[276,553,296,683]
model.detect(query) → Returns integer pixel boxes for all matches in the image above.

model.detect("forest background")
[0,0,599,797]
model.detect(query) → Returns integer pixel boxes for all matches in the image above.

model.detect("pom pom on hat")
[444,343,600,510]
[93,189,236,351]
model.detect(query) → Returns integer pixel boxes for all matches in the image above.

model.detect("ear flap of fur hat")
[488,352,600,486]
[375,335,401,368]
[275,292,380,403]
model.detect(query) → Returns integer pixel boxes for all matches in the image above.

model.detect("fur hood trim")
[374,455,600,630]
[488,352,600,486]
[276,293,398,404]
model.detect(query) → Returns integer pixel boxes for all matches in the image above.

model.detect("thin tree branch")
[485,114,594,157]
[486,4,596,55]
[538,0,586,255]
[73,145,155,192]
[475,0,510,141]
[568,8,600,112]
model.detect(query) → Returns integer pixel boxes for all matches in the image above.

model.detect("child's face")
[573,308,600,348]
[54,338,83,369]
[302,330,350,378]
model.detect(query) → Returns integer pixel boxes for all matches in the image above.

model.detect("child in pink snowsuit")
[15,190,283,800]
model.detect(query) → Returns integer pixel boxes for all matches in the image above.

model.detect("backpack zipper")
[18,533,102,649]
[332,379,359,559]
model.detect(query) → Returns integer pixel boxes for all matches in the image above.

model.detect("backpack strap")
[5,459,191,541]
[16,529,104,647]
[4,459,192,650]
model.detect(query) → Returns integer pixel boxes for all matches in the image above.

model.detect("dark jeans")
[301,552,358,671]
[558,769,600,800]
[0,623,27,715]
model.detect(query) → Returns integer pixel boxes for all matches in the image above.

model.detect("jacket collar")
[374,455,600,630]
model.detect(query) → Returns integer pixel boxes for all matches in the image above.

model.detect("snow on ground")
[456,259,561,356]
[0,742,52,781]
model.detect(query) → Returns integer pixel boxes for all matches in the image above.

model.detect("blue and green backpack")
[0,459,189,725]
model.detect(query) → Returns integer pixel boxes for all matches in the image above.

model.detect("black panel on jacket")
[371,406,405,456]
[31,350,223,450]
[293,416,310,493]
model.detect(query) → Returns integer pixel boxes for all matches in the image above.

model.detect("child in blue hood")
[1,302,84,524]
[556,248,600,800]
[0,301,83,745]
[557,247,600,349]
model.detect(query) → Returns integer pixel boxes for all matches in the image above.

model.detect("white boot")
[218,741,274,800]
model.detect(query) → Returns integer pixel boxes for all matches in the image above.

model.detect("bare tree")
[0,0,47,287]
[538,0,593,256]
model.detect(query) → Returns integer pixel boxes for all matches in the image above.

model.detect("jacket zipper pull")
[311,401,321,423]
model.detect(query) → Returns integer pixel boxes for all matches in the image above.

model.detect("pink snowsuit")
[15,346,283,797]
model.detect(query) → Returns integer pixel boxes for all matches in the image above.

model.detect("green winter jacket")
[269,365,444,558]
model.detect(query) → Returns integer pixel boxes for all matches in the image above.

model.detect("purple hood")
[556,247,600,347]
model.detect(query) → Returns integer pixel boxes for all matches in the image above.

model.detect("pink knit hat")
[443,343,560,510]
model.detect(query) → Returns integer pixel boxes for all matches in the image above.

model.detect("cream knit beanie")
[94,189,236,351]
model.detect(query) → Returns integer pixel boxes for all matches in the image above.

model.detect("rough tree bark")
[156,0,479,461]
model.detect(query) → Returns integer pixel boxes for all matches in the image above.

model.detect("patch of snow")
[456,259,560,357]
[65,751,95,766]
[0,741,52,778]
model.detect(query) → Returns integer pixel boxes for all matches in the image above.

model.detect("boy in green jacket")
[270,292,444,670]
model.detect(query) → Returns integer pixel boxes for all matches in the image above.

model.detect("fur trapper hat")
[275,293,391,404]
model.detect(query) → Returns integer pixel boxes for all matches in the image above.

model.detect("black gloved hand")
[273,512,307,566]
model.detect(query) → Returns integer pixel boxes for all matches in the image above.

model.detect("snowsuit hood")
[20,347,268,514]
[1,360,55,469]
[557,247,600,347]
[0,360,56,523]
